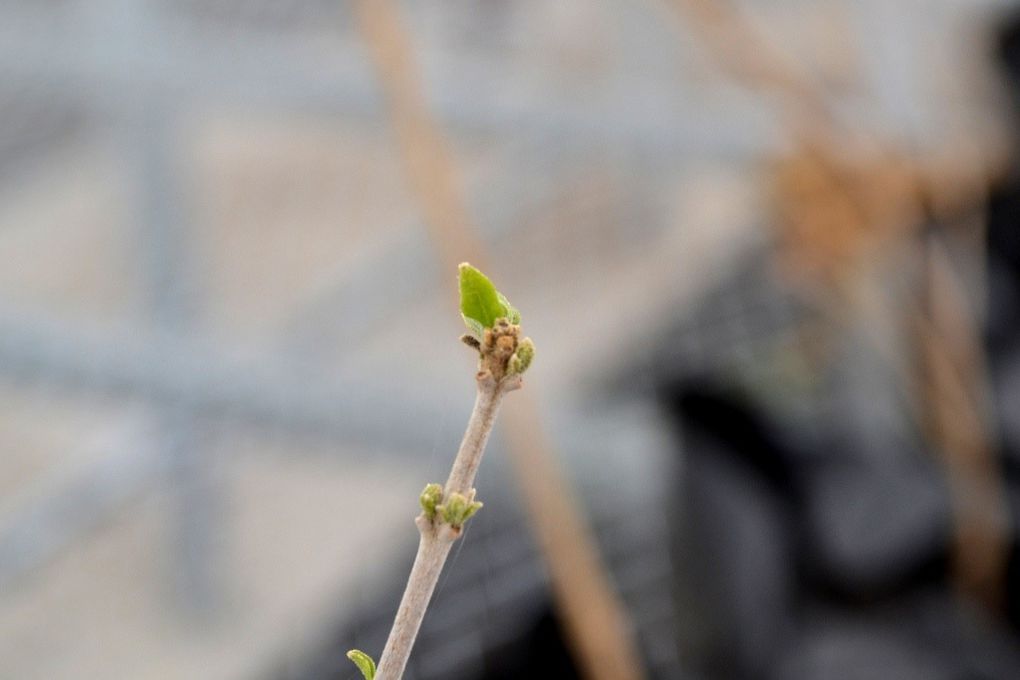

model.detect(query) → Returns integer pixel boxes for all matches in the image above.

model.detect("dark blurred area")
[3,1,1020,679]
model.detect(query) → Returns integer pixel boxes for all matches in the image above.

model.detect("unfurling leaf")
[496,291,521,325]
[458,263,519,334]
[346,650,376,680]
[461,314,485,341]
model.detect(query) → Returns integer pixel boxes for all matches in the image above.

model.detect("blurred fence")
[0,1,1013,679]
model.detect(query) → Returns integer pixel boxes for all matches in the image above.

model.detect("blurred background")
[3,0,1020,679]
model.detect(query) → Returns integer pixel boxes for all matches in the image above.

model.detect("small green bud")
[419,483,443,521]
[346,650,376,680]
[437,489,483,528]
[508,337,535,375]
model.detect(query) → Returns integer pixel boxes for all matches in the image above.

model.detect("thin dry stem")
[374,376,510,680]
[445,375,504,497]
[357,1,646,676]
[374,518,455,680]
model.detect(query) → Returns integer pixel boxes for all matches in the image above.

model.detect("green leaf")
[458,263,519,333]
[461,314,485,340]
[496,292,521,325]
[346,650,376,680]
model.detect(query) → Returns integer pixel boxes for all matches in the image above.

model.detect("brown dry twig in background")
[667,0,1010,612]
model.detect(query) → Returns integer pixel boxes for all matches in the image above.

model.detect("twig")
[353,0,484,270]
[375,526,454,680]
[374,372,518,680]
[444,377,507,497]
[349,267,536,680]
[354,2,647,678]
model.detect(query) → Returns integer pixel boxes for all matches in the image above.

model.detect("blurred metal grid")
[169,0,351,31]
[0,0,774,161]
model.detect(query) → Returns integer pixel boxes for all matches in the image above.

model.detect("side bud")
[508,336,535,376]
[437,489,483,528]
[419,483,443,521]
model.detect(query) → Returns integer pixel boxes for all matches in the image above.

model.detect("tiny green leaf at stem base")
[347,649,376,680]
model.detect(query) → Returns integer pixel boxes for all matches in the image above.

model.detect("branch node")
[413,514,432,536]
[437,523,461,542]
[502,374,523,392]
